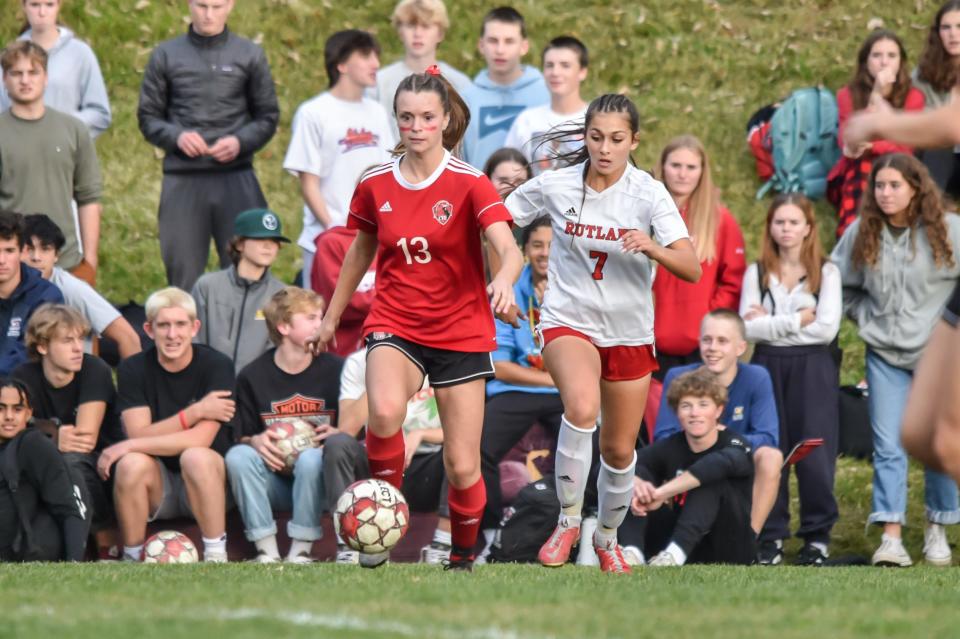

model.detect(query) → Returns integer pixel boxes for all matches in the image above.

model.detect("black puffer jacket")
[137,25,279,174]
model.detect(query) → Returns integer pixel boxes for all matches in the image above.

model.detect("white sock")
[482,528,496,547]
[287,539,313,559]
[597,452,637,539]
[810,541,828,556]
[664,542,687,566]
[432,529,452,546]
[254,535,280,559]
[555,415,596,519]
[123,544,143,562]
[882,533,903,545]
[202,534,227,556]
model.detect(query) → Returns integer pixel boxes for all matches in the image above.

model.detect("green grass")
[0,0,940,384]
[3,562,960,639]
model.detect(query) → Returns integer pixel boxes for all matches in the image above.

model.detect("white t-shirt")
[339,351,441,455]
[368,60,473,136]
[50,266,121,353]
[283,93,396,251]
[503,104,586,175]
[506,163,689,346]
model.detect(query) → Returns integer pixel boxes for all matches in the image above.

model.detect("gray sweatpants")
[158,169,267,291]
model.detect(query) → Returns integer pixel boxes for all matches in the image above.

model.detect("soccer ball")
[335,479,410,554]
[143,530,199,564]
[267,418,318,473]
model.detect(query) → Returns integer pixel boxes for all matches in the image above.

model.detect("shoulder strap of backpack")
[756,261,776,313]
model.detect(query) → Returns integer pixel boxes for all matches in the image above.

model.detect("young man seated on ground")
[327,348,446,565]
[630,368,756,566]
[22,214,141,361]
[0,378,89,561]
[0,211,63,376]
[14,305,123,559]
[96,288,235,562]
[192,208,288,374]
[654,309,783,562]
[226,287,343,564]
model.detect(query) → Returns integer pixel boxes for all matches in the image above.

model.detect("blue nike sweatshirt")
[461,66,549,169]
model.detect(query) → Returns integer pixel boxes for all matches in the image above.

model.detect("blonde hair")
[145,287,197,323]
[25,304,90,361]
[655,135,721,263]
[262,287,324,346]
[391,0,450,32]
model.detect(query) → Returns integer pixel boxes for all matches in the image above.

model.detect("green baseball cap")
[234,208,290,242]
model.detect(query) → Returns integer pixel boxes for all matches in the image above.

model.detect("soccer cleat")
[796,543,828,567]
[285,552,315,565]
[420,541,452,565]
[359,550,390,569]
[924,524,952,567]
[647,551,677,567]
[253,551,280,564]
[872,537,913,567]
[757,540,783,565]
[538,523,580,567]
[335,545,360,565]
[594,538,632,574]
[203,551,228,564]
[443,548,475,572]
[620,545,645,566]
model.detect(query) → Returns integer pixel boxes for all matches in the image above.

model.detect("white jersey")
[506,162,688,346]
[503,104,586,175]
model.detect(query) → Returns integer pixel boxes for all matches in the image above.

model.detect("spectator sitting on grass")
[22,214,141,361]
[631,368,756,566]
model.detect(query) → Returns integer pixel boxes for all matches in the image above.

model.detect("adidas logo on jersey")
[379,201,393,213]
[563,206,577,218]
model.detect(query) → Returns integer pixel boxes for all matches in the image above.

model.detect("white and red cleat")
[595,538,632,574]
[538,523,580,567]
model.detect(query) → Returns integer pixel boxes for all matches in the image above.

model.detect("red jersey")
[347,150,512,352]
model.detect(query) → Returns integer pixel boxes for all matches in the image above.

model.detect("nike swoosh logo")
[483,113,517,127]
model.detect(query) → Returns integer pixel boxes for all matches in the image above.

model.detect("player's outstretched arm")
[311,231,378,352]
[485,220,525,324]
[845,102,960,151]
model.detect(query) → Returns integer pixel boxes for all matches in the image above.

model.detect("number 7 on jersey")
[589,250,607,280]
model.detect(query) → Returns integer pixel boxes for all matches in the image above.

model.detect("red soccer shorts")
[541,327,659,382]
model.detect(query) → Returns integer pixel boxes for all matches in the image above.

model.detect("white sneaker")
[335,546,359,565]
[924,524,952,567]
[575,517,599,566]
[203,551,228,564]
[253,551,279,564]
[359,550,389,569]
[419,542,451,565]
[285,552,315,565]
[648,551,677,567]
[872,537,913,567]
[621,545,645,566]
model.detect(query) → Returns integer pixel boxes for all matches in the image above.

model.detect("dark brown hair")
[848,30,913,110]
[0,40,47,74]
[393,70,470,154]
[917,1,960,93]
[667,368,728,412]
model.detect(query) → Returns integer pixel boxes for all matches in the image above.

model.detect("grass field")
[4,562,960,639]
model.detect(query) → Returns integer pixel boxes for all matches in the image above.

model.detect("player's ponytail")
[532,93,641,170]
[393,66,471,155]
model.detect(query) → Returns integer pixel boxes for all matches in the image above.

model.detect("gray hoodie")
[831,215,960,369]
[191,265,285,374]
[0,27,112,138]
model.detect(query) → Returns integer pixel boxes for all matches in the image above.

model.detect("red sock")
[365,429,405,490]
[448,478,486,555]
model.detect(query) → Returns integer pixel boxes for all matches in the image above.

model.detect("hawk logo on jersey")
[432,200,454,225]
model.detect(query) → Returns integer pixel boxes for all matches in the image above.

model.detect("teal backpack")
[756,87,840,201]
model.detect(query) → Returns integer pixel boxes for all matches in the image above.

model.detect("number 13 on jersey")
[397,237,432,265]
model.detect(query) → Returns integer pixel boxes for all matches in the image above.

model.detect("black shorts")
[944,280,960,328]
[365,333,495,388]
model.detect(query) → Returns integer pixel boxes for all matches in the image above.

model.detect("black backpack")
[488,476,560,563]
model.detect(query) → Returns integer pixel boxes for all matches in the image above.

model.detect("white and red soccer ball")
[335,479,410,554]
[142,530,199,564]
[267,418,317,473]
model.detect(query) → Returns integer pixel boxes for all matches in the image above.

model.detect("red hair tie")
[425,64,441,77]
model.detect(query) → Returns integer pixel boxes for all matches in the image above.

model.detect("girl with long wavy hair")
[913,1,960,198]
[740,193,841,565]
[832,152,960,568]
[829,30,924,237]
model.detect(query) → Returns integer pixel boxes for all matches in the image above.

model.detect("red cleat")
[538,523,580,567]
[595,540,632,574]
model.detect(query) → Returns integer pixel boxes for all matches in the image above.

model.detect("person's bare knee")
[753,447,783,482]
[180,447,225,484]
[443,449,480,488]
[114,452,156,491]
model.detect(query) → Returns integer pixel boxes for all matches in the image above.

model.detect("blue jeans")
[225,444,325,542]
[865,350,960,526]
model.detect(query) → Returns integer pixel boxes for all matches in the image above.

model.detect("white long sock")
[254,535,280,559]
[595,452,637,547]
[287,539,313,559]
[554,415,596,524]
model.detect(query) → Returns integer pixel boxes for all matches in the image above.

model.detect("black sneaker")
[757,540,783,565]
[443,548,475,572]
[796,543,827,566]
